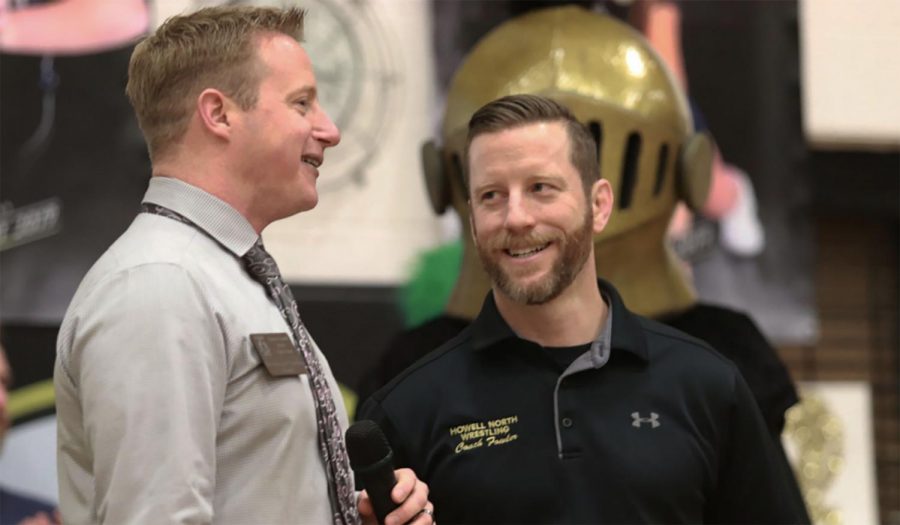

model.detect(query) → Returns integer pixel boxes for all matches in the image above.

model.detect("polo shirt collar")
[142,176,259,257]
[471,279,649,363]
[602,279,649,362]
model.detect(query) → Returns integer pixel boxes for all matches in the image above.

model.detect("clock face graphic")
[199,0,402,194]
[301,0,402,194]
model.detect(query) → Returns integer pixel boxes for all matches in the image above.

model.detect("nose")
[313,106,341,148]
[504,193,536,232]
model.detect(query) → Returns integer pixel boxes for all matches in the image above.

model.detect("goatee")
[476,206,594,305]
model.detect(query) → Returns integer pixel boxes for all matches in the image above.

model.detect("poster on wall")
[0,0,153,509]
[0,0,152,324]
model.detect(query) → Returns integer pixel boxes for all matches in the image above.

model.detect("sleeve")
[732,315,800,437]
[62,264,226,524]
[699,309,799,437]
[705,368,811,524]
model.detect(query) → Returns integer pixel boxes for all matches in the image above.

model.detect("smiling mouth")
[504,243,550,258]
[302,156,321,168]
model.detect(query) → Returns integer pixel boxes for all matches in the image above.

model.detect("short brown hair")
[126,6,306,161]
[464,94,599,194]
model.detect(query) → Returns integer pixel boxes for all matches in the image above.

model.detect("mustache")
[484,231,559,251]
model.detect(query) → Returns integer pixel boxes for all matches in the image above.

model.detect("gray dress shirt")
[55,176,350,524]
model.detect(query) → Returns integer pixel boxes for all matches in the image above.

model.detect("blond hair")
[126,6,306,161]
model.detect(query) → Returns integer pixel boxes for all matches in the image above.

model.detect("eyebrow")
[470,182,496,196]
[286,85,316,101]
[471,173,566,193]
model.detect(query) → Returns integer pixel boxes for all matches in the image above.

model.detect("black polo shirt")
[358,280,809,524]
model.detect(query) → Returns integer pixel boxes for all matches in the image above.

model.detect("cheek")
[293,116,314,139]
[471,212,499,239]
[550,203,587,227]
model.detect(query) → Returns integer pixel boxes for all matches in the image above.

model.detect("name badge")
[250,333,307,377]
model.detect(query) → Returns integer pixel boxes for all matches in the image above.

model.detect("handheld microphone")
[345,420,399,524]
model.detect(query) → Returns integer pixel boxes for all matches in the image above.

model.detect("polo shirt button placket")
[561,417,574,428]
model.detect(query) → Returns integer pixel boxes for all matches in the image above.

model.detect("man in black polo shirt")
[357,94,809,524]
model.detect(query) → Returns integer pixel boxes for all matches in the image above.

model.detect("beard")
[475,206,595,305]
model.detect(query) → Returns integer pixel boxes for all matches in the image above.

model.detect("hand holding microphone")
[346,420,434,525]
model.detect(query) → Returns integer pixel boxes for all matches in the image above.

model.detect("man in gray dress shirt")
[53,6,432,524]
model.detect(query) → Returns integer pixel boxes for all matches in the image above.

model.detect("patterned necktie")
[141,204,359,525]
[243,240,359,525]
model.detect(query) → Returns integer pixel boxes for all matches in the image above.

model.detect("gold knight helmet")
[423,5,713,319]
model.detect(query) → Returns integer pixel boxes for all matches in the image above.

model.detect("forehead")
[468,121,572,180]
[470,121,568,160]
[254,32,315,84]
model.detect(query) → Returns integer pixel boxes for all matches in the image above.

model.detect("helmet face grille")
[619,132,642,210]
[653,144,671,197]
[588,120,603,167]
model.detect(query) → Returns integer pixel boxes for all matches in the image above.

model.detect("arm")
[60,264,226,524]
[705,370,810,524]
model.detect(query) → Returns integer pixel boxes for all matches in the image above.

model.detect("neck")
[153,149,267,234]
[493,261,607,348]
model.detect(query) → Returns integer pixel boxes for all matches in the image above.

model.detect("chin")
[297,196,318,212]
[292,186,319,213]
[271,197,318,223]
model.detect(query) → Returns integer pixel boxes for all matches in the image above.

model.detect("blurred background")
[0,0,897,523]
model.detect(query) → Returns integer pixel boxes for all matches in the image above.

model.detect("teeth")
[507,244,548,257]
[302,158,321,168]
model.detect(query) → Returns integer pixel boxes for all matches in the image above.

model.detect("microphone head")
[346,419,393,470]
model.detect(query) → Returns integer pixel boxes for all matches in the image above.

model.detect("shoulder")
[67,215,238,312]
[603,279,737,376]
[366,316,469,386]
[107,213,221,269]
[372,325,474,403]
[356,326,476,464]
[64,256,213,324]
[637,315,742,390]
[387,317,470,349]
[56,260,220,368]
[57,221,237,370]
[640,316,726,360]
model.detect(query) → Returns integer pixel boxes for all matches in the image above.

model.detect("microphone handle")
[355,453,399,524]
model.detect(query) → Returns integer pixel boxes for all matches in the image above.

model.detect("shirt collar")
[142,176,259,257]
[471,279,649,363]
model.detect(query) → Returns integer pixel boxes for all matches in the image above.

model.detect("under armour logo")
[631,412,660,429]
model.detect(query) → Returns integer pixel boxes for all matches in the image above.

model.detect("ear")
[197,88,235,140]
[590,179,614,234]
